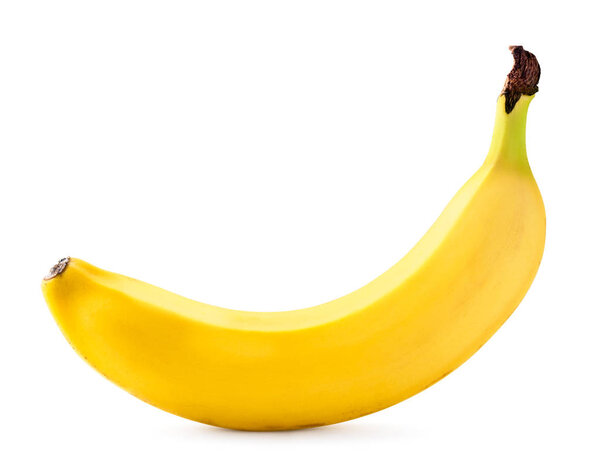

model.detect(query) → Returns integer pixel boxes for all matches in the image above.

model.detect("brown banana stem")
[501,46,541,114]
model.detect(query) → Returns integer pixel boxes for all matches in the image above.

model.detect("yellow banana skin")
[42,75,545,430]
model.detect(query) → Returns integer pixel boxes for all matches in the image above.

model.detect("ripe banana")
[42,46,545,431]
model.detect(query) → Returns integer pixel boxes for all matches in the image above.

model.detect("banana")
[42,46,545,431]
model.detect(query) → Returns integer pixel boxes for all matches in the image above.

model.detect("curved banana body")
[43,93,544,431]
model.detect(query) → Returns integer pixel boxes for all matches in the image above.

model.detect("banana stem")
[501,46,540,114]
[484,46,540,170]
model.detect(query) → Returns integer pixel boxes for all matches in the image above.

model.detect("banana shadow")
[183,419,409,441]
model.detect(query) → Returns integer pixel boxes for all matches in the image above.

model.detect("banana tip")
[44,257,70,281]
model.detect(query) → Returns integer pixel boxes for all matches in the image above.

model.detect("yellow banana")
[42,46,545,431]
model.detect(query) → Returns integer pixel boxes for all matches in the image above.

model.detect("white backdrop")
[1,1,598,460]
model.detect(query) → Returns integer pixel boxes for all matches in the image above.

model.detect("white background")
[1,1,599,460]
